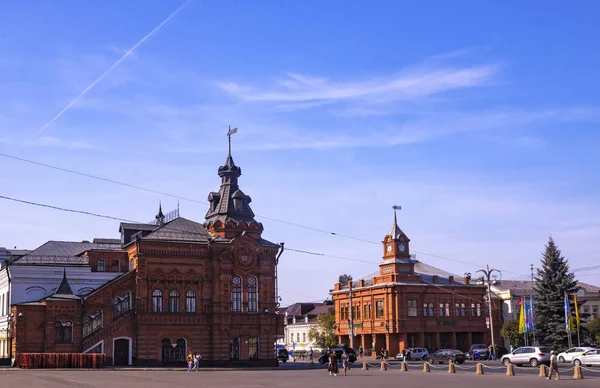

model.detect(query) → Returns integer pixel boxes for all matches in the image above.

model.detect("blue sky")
[1,1,600,304]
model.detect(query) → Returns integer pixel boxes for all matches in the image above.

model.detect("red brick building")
[11,151,283,366]
[331,211,489,356]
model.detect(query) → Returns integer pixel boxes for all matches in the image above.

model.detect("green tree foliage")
[500,319,525,349]
[533,237,578,348]
[308,310,337,349]
[587,317,600,345]
[338,274,353,285]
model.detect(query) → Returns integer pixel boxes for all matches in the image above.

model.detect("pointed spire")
[388,205,404,239]
[54,268,74,295]
[155,202,165,225]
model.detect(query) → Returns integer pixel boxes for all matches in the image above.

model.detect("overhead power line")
[0,192,531,278]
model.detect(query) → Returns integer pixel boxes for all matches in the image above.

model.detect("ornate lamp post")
[476,265,501,359]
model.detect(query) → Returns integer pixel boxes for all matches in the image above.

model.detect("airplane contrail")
[19,0,191,148]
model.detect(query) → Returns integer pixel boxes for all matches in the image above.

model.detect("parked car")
[395,347,430,361]
[318,347,357,364]
[557,347,594,363]
[276,348,289,362]
[466,344,489,360]
[428,349,466,364]
[500,346,551,367]
[572,349,600,367]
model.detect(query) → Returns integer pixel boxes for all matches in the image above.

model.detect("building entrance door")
[229,338,240,360]
[114,338,130,365]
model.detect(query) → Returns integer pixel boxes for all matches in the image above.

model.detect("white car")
[572,349,600,367]
[395,347,429,361]
[558,347,594,363]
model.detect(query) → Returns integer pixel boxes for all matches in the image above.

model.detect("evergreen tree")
[533,237,578,348]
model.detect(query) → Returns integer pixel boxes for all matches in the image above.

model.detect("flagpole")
[228,125,232,156]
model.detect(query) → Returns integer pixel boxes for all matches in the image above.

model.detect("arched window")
[55,321,64,341]
[169,290,180,313]
[232,276,242,312]
[186,290,196,313]
[83,309,103,337]
[247,276,258,312]
[152,289,163,313]
[113,297,122,317]
[122,292,131,312]
[55,321,73,342]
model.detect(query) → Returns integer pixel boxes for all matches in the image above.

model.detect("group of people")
[327,350,351,376]
[187,352,202,372]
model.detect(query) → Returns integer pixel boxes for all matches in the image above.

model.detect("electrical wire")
[0,191,531,279]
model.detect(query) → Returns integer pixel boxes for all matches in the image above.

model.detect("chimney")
[449,276,454,284]
[359,279,364,287]
[432,275,438,284]
[463,274,471,285]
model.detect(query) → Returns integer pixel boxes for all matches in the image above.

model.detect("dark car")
[276,348,289,362]
[466,344,489,360]
[318,347,357,364]
[429,349,467,364]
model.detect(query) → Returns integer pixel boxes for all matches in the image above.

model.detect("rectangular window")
[340,305,349,321]
[297,333,300,342]
[248,337,259,359]
[129,259,134,270]
[445,303,450,317]
[423,303,428,317]
[376,300,384,318]
[97,259,105,272]
[439,303,445,317]
[455,303,460,316]
[476,303,482,317]
[471,303,476,316]
[461,303,466,317]
[111,260,120,272]
[428,302,434,317]
[303,333,306,342]
[408,300,417,317]
[363,304,371,319]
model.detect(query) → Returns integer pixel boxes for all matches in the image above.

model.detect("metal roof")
[142,217,211,242]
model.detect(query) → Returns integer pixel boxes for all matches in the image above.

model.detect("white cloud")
[217,65,498,105]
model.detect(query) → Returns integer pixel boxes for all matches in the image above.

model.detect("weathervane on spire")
[392,205,401,226]
[227,126,238,156]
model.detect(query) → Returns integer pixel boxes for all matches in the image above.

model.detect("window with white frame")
[247,276,258,312]
[232,276,242,312]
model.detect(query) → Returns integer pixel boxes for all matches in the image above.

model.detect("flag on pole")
[574,293,580,332]
[529,297,535,333]
[564,292,572,333]
[518,296,526,333]
[227,127,238,136]
[524,297,531,332]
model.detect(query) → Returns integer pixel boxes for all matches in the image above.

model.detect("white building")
[282,302,332,353]
[0,240,123,362]
[491,280,600,347]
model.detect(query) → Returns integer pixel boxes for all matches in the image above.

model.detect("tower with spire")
[155,202,165,225]
[379,206,416,278]
[204,128,263,238]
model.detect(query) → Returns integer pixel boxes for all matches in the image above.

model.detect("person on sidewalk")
[328,351,339,376]
[358,345,363,358]
[342,350,350,376]
[547,351,560,380]
[192,352,202,371]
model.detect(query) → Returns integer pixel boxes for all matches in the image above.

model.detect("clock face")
[398,243,406,252]
[386,244,393,253]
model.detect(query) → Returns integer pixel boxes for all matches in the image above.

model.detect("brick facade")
[331,212,489,356]
[10,152,283,367]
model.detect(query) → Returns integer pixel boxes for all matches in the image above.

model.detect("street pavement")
[1,363,599,388]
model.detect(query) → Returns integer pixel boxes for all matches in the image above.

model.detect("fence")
[17,353,106,369]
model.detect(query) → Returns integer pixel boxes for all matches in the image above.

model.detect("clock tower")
[379,206,416,278]
[382,205,411,260]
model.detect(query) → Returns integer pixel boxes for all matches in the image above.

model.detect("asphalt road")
[1,366,599,388]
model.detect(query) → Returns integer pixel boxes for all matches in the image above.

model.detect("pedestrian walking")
[547,351,560,380]
[187,352,194,372]
[328,351,339,376]
[358,345,363,358]
[342,350,349,376]
[191,352,202,371]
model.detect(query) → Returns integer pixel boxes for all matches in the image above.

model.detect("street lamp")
[476,265,501,359]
